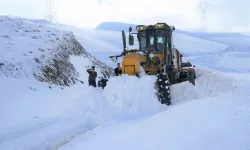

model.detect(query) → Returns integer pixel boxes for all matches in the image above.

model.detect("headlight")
[170,25,175,30]
[149,54,155,58]
[136,25,146,30]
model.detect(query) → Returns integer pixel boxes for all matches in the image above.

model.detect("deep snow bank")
[0,74,166,149]
[171,68,237,104]
[101,75,167,118]
[1,64,239,150]
[58,67,250,150]
[64,92,250,150]
[67,75,167,122]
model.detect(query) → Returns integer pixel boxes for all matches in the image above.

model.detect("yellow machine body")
[121,53,141,75]
[121,49,180,76]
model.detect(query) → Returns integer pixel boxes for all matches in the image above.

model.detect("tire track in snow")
[47,125,98,150]
[0,110,100,149]
[0,88,108,150]
[0,116,65,144]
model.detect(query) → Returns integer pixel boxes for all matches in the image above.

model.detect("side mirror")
[129,35,134,45]
[110,56,117,62]
[129,27,132,33]
[193,65,195,67]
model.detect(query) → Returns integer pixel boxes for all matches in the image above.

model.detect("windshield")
[138,30,165,52]
[154,30,165,52]
[181,62,192,67]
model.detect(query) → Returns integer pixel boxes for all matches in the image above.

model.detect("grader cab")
[99,23,195,105]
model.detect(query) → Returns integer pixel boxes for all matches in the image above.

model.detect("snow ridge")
[0,16,114,86]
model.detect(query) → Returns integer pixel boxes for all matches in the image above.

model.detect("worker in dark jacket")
[86,66,97,87]
[114,63,122,76]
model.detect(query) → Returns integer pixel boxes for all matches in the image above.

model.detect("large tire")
[156,73,171,105]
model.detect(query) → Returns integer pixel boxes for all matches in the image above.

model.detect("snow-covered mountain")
[95,22,136,32]
[1,16,250,150]
[0,16,114,85]
[96,21,250,52]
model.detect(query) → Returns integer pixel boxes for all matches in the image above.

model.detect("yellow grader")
[98,23,195,105]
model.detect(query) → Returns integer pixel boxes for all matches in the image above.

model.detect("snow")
[101,75,166,117]
[171,68,237,104]
[51,24,141,68]
[172,32,228,55]
[0,72,166,150]
[62,94,250,150]
[0,16,60,78]
[59,70,250,150]
[175,30,250,52]
[1,16,250,150]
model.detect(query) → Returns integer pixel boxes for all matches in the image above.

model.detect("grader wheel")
[155,73,171,105]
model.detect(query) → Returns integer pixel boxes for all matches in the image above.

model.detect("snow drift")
[64,92,250,150]
[102,75,167,117]
[171,68,237,104]
[0,75,167,149]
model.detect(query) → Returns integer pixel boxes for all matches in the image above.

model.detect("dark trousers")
[89,80,96,87]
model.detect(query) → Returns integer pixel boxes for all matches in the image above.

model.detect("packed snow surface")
[0,74,167,149]
[1,17,250,150]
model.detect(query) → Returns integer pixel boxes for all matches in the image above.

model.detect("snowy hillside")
[0,16,114,85]
[0,16,115,149]
[1,17,250,150]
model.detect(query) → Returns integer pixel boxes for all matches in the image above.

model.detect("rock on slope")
[0,16,114,87]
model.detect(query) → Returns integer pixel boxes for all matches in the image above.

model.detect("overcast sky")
[0,0,249,32]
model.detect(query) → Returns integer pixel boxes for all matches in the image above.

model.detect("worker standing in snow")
[86,66,97,87]
[114,63,122,76]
